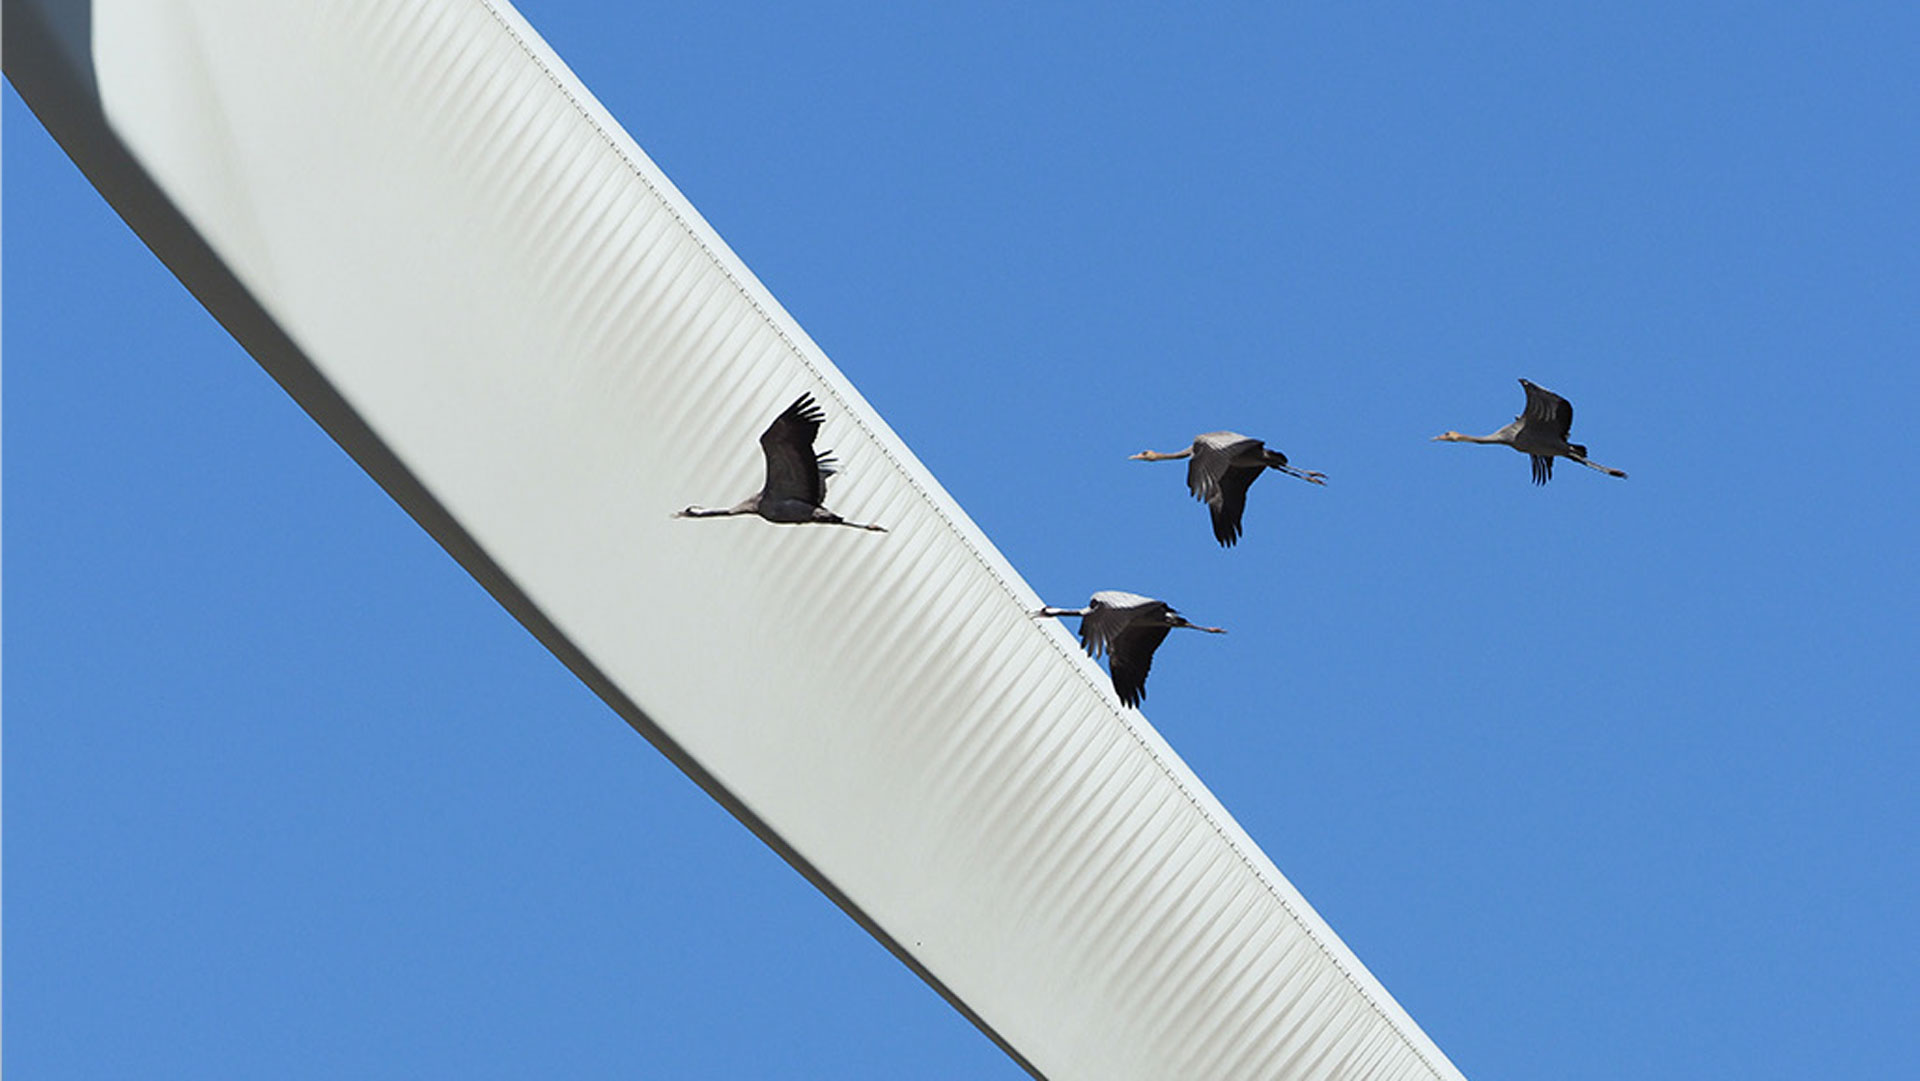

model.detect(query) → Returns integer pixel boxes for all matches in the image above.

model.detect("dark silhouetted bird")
[1434,379,1627,484]
[1131,432,1325,546]
[1034,591,1225,707]
[676,393,887,530]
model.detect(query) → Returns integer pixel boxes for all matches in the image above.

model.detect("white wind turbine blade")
[6,3,1467,1078]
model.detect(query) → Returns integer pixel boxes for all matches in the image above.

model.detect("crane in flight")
[1131,432,1326,547]
[1034,591,1225,707]
[1433,379,1628,484]
[677,393,888,531]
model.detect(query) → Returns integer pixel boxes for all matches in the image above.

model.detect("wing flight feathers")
[759,393,831,503]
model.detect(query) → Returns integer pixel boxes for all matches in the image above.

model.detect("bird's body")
[1434,379,1627,484]
[1131,431,1326,546]
[1033,590,1225,707]
[676,393,887,531]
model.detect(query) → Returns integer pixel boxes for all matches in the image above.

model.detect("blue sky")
[7,3,1916,1078]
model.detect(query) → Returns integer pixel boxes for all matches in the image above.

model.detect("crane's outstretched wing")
[1518,381,1571,485]
[1519,379,1573,442]
[1184,432,1256,505]
[1210,466,1263,547]
[1107,624,1171,707]
[1075,593,1172,707]
[1075,601,1126,660]
[1076,592,1157,659]
[759,393,831,505]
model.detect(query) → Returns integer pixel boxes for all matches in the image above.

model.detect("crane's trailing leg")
[1268,461,1328,485]
[1570,455,1627,479]
[819,511,888,532]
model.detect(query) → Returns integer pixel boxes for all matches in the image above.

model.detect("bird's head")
[1432,431,1465,442]
[1129,450,1168,461]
